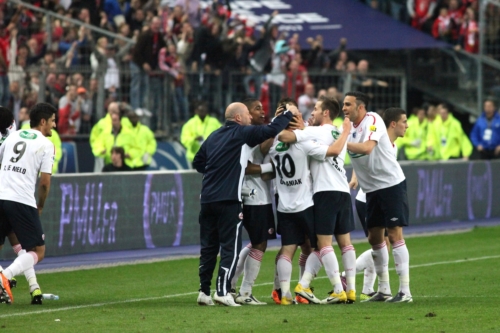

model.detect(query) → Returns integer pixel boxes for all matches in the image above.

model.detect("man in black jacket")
[130,17,165,130]
[193,102,292,306]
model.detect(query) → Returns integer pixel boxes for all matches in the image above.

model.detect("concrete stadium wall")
[1,161,498,259]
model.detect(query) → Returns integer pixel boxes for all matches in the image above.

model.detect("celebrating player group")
[195,91,412,306]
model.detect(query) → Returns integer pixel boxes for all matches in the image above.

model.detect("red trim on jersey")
[367,114,376,125]
[353,113,367,128]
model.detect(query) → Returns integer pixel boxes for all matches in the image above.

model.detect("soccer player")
[344,92,412,303]
[349,107,409,301]
[193,102,292,307]
[231,98,276,305]
[268,103,330,305]
[278,96,357,304]
[0,106,44,304]
[0,103,57,304]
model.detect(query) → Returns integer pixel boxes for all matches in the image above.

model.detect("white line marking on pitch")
[1,254,499,318]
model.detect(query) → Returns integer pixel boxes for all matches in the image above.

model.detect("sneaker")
[321,290,347,304]
[30,289,43,305]
[9,277,16,289]
[280,296,294,305]
[360,292,376,301]
[346,290,356,304]
[271,289,281,305]
[197,291,214,306]
[213,293,241,306]
[295,295,310,304]
[229,288,237,300]
[235,292,266,305]
[361,291,392,302]
[294,283,320,304]
[0,272,13,304]
[385,292,413,303]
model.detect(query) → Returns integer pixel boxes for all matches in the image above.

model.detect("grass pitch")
[0,226,499,333]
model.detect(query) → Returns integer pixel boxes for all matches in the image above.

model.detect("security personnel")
[126,111,157,170]
[399,107,428,160]
[193,102,293,307]
[437,104,472,160]
[470,100,500,159]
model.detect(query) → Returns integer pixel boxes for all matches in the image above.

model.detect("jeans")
[243,69,263,100]
[129,62,148,110]
[0,75,9,107]
[173,86,188,123]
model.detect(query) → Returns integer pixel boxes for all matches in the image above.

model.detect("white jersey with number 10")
[0,129,55,208]
[269,140,314,213]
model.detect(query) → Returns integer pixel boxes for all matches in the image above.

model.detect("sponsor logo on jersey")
[20,131,37,140]
[275,142,290,152]
[369,125,377,132]
[331,130,340,140]
[347,150,366,158]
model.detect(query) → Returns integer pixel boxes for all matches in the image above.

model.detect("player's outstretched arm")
[347,140,377,155]
[242,111,293,147]
[37,172,51,216]
[277,130,297,143]
[325,117,351,157]
[246,161,274,176]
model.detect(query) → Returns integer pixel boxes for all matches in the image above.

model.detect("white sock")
[277,255,292,297]
[239,248,263,295]
[3,252,38,280]
[341,245,356,292]
[298,252,308,280]
[13,246,40,293]
[231,243,251,290]
[356,249,374,273]
[273,253,280,290]
[298,251,322,289]
[372,242,391,295]
[392,239,411,296]
[320,246,342,294]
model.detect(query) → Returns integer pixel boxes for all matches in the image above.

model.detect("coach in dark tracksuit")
[193,102,292,305]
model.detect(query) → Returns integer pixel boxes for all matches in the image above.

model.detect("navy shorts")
[0,200,45,250]
[277,206,315,248]
[243,204,277,244]
[314,191,355,236]
[366,180,409,229]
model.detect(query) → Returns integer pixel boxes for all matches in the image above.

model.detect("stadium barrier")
[1,160,498,260]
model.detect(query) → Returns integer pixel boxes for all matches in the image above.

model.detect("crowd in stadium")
[0,0,499,172]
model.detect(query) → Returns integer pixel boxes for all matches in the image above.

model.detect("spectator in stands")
[456,7,479,53]
[305,35,330,72]
[58,84,81,135]
[399,107,429,160]
[408,0,437,32]
[470,99,500,159]
[159,43,188,124]
[327,86,342,102]
[175,0,201,29]
[130,16,166,130]
[91,106,135,169]
[102,146,132,172]
[437,103,472,160]
[356,59,389,88]
[76,87,93,134]
[129,7,145,34]
[432,7,453,42]
[285,59,308,101]
[176,21,194,71]
[267,39,288,113]
[126,111,157,170]
[298,83,316,121]
[180,100,221,164]
[244,11,278,99]
[0,29,9,107]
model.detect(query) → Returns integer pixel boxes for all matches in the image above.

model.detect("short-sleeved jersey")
[295,124,350,194]
[243,146,272,206]
[355,141,400,202]
[269,139,316,213]
[0,129,55,208]
[348,112,405,193]
[0,121,16,146]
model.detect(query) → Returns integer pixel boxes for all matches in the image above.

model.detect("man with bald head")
[193,102,293,307]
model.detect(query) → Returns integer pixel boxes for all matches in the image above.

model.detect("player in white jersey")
[344,92,412,303]
[278,96,358,304]
[267,104,324,305]
[0,107,46,304]
[229,98,275,305]
[0,103,57,304]
[349,108,408,301]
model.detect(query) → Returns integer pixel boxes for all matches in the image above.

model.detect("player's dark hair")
[111,146,125,161]
[382,108,406,128]
[318,96,340,120]
[29,103,57,128]
[278,97,298,108]
[241,98,260,111]
[0,106,14,136]
[345,91,369,107]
